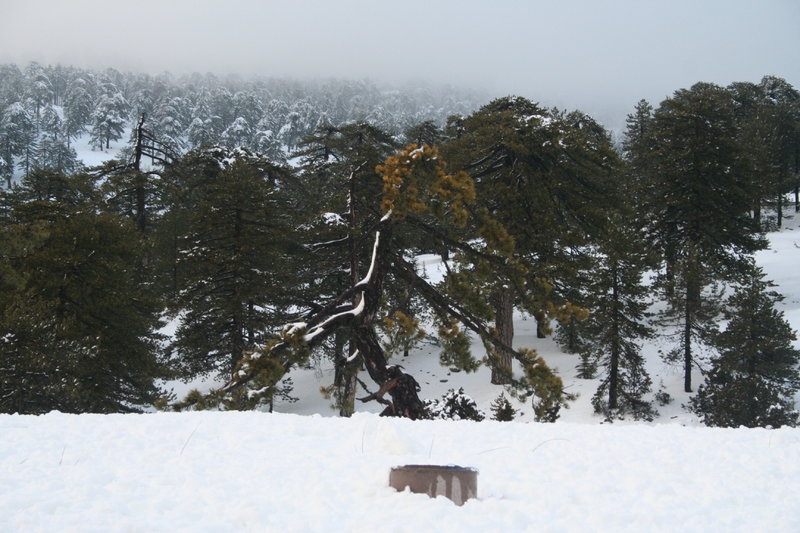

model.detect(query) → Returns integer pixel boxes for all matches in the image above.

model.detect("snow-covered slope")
[273,213,800,424]
[1,410,797,532]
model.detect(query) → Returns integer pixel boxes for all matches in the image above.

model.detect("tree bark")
[608,261,620,409]
[339,166,361,417]
[491,287,514,384]
[133,114,147,233]
[754,198,762,232]
[534,311,547,339]
[683,258,698,393]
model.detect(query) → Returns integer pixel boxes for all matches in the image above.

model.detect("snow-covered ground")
[272,212,800,425]
[1,410,797,532]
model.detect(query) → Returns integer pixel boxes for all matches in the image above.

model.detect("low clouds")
[2,0,798,129]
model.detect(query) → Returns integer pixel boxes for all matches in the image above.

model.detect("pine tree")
[0,102,36,183]
[0,172,167,413]
[647,82,766,392]
[441,97,618,384]
[756,76,800,227]
[220,117,252,149]
[36,135,80,173]
[252,126,285,163]
[63,77,95,144]
[690,267,800,427]
[292,121,398,415]
[186,117,216,149]
[151,97,187,154]
[490,392,517,421]
[167,148,300,382]
[24,62,53,120]
[425,388,486,421]
[403,120,443,147]
[89,84,129,150]
[582,215,656,421]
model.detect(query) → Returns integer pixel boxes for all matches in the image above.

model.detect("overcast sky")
[2,0,798,130]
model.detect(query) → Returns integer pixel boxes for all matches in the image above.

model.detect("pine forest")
[1,62,799,429]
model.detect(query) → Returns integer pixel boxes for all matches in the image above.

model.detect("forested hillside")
[1,63,799,428]
[0,62,483,183]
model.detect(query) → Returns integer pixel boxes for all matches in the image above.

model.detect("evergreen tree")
[220,116,252,149]
[0,171,167,413]
[39,104,61,139]
[582,213,656,421]
[63,77,95,144]
[490,392,518,421]
[167,148,299,382]
[24,62,53,120]
[441,97,618,384]
[36,135,80,173]
[292,121,398,415]
[756,76,800,227]
[425,388,486,421]
[180,142,571,420]
[403,120,443,147]
[151,97,187,154]
[647,82,766,392]
[622,99,657,209]
[690,267,800,427]
[0,102,36,183]
[232,91,263,127]
[35,104,80,173]
[252,126,285,163]
[211,87,235,131]
[186,117,216,149]
[89,85,129,150]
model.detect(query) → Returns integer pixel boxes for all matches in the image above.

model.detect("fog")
[2,0,798,130]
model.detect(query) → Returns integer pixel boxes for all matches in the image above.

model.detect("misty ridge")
[0,61,491,175]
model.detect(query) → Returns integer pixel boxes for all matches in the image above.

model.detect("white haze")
[1,0,799,130]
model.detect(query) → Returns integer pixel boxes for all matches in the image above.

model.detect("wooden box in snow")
[389,465,478,506]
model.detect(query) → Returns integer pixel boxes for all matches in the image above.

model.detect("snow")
[346,348,360,363]
[0,411,797,532]
[354,231,380,288]
[302,294,364,343]
[320,212,345,226]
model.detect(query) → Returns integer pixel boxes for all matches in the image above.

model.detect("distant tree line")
[0,62,484,187]
[1,66,799,428]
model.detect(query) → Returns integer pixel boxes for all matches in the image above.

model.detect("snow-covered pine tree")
[89,84,129,150]
[220,116,252,149]
[63,77,95,145]
[0,102,36,184]
[151,97,187,154]
[24,62,53,120]
[425,388,486,421]
[186,117,216,149]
